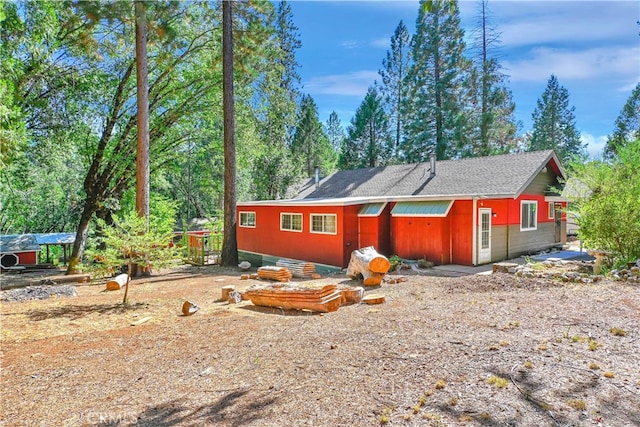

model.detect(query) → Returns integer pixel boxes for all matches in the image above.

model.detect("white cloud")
[504,46,639,83]
[340,40,362,49]
[303,70,379,96]
[581,132,608,160]
[493,2,637,48]
[371,37,390,49]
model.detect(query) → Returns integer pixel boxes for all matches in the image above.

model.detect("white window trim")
[521,200,538,231]
[310,213,337,235]
[280,212,303,232]
[239,211,256,228]
[548,202,555,220]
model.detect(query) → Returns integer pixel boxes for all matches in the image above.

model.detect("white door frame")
[478,208,492,264]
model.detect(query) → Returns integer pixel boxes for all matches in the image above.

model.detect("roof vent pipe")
[429,153,436,178]
[315,166,320,190]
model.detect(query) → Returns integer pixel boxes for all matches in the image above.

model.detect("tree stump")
[346,246,390,286]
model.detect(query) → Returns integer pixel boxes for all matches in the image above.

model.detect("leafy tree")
[87,196,179,304]
[604,83,640,160]
[403,0,470,161]
[567,140,640,266]
[325,111,345,152]
[379,20,411,159]
[339,86,391,169]
[60,3,224,273]
[466,0,517,156]
[528,75,585,164]
[291,94,335,177]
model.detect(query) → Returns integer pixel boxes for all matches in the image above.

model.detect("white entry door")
[478,208,492,264]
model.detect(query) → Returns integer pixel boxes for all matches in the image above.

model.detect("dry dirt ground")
[1,264,639,427]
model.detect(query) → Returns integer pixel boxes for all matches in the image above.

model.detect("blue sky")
[288,0,640,159]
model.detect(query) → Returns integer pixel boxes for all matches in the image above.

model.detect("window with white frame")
[239,211,256,227]
[280,213,302,232]
[548,202,555,219]
[521,201,537,231]
[310,214,337,234]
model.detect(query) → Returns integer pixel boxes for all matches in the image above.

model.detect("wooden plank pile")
[257,266,293,282]
[243,283,342,313]
[276,259,316,278]
[346,246,391,286]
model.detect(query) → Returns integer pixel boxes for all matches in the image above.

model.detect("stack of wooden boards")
[275,259,316,278]
[257,266,293,282]
[244,283,343,313]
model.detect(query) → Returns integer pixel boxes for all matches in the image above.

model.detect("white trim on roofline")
[237,192,522,207]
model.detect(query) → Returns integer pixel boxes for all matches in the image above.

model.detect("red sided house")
[237,150,567,269]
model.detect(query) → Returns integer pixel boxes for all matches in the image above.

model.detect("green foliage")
[379,20,411,159]
[529,75,586,164]
[388,255,402,272]
[87,205,179,304]
[604,83,640,160]
[465,1,518,156]
[403,0,469,161]
[339,86,391,169]
[567,140,640,264]
[291,94,336,177]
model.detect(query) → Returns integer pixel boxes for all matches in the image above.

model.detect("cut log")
[244,283,342,313]
[346,247,390,287]
[340,286,364,304]
[221,285,235,301]
[362,293,385,305]
[276,259,315,278]
[106,273,128,291]
[182,301,199,316]
[257,266,292,282]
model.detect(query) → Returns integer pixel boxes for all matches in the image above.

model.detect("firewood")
[362,294,385,305]
[276,259,316,278]
[257,266,292,282]
[106,273,128,291]
[221,285,235,301]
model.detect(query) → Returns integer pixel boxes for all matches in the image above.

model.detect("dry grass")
[1,265,639,426]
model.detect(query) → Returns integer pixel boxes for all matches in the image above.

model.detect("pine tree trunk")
[220,0,238,266]
[135,0,150,220]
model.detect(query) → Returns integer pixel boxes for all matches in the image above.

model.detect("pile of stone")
[494,258,640,284]
[1,285,78,302]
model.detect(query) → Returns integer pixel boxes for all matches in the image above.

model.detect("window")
[548,202,555,219]
[521,201,537,231]
[239,211,256,228]
[311,214,337,234]
[280,213,302,232]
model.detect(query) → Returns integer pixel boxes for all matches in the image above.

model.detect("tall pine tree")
[291,94,335,177]
[403,0,469,162]
[339,86,391,169]
[604,83,640,160]
[466,0,517,156]
[251,1,301,199]
[529,75,585,164]
[379,20,411,160]
[325,111,345,152]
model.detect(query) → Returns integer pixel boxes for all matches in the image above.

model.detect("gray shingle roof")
[295,150,563,200]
